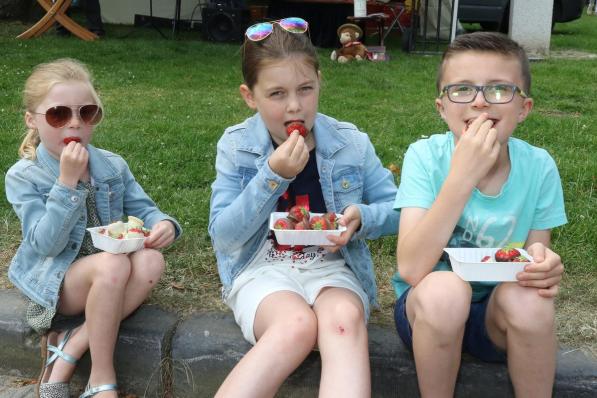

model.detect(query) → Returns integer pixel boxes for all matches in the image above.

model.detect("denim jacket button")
[342,180,350,189]
[268,180,279,191]
[70,195,79,203]
[71,243,77,250]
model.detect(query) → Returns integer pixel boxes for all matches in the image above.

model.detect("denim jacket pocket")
[332,168,363,210]
[107,181,126,221]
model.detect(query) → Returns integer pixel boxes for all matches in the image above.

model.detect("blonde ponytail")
[18,128,41,160]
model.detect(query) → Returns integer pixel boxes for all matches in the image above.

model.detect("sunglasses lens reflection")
[279,18,308,33]
[246,23,273,41]
[45,106,72,128]
[80,105,102,125]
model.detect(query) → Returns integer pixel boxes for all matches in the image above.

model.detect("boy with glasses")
[392,32,566,397]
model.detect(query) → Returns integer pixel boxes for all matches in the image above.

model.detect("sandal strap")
[46,329,77,367]
[79,383,118,398]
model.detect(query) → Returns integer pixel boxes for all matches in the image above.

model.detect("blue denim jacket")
[5,143,182,309]
[209,113,399,306]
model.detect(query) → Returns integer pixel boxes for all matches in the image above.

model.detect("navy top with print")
[275,147,326,213]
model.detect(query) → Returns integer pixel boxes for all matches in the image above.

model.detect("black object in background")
[202,0,250,42]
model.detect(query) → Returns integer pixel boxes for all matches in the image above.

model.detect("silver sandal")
[37,329,78,398]
[79,383,118,398]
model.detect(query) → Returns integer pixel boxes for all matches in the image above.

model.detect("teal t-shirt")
[392,132,567,302]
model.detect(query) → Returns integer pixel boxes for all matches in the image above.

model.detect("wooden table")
[17,0,98,41]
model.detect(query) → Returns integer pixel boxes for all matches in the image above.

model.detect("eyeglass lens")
[45,105,102,128]
[448,85,516,103]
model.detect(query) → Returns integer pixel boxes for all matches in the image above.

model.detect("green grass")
[0,14,595,353]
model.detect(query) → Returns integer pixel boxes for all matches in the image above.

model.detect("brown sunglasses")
[33,104,103,128]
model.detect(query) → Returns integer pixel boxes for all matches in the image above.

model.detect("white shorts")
[225,242,369,344]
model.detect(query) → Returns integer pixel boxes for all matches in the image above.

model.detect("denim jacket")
[209,113,399,306]
[5,143,182,309]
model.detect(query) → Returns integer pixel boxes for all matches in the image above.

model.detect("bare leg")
[215,291,317,398]
[45,249,165,397]
[486,282,556,398]
[313,287,370,398]
[406,272,471,398]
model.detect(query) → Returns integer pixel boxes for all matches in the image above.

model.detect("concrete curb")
[1,289,596,397]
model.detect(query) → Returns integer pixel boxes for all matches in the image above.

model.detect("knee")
[271,309,318,351]
[497,284,555,334]
[132,249,165,281]
[320,299,366,338]
[93,252,131,288]
[413,272,471,332]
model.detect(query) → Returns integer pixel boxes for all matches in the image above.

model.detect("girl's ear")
[239,84,257,110]
[25,111,37,130]
[517,97,534,123]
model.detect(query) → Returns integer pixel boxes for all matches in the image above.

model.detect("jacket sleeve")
[208,133,291,253]
[5,165,87,257]
[352,135,400,240]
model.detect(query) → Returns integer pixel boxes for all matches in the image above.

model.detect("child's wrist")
[58,176,78,188]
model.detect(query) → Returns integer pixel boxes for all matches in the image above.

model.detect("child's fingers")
[537,284,559,298]
[517,274,562,290]
[465,113,489,136]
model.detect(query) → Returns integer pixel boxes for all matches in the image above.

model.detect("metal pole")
[450,0,459,42]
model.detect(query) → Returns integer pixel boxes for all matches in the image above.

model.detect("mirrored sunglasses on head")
[33,104,103,128]
[245,17,309,41]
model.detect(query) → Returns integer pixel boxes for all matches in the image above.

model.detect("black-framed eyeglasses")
[439,84,528,104]
[245,17,309,42]
[32,104,103,128]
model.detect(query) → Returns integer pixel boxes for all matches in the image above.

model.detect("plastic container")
[443,247,533,282]
[87,226,146,254]
[269,212,346,246]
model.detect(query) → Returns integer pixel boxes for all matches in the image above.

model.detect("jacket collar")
[235,113,350,159]
[36,143,119,182]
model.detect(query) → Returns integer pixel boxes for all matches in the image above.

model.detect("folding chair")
[17,0,98,41]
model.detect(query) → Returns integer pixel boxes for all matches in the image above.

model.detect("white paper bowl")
[270,212,346,246]
[443,247,533,282]
[87,226,146,254]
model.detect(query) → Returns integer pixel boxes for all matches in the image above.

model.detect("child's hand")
[144,220,176,249]
[323,205,361,253]
[268,132,309,179]
[516,242,564,298]
[450,113,501,187]
[59,142,89,188]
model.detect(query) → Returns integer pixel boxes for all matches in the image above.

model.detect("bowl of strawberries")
[443,246,533,282]
[270,205,346,246]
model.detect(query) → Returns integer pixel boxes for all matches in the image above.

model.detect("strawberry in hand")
[286,122,307,137]
[63,137,81,145]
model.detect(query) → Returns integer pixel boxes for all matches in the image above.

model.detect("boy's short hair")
[436,32,531,95]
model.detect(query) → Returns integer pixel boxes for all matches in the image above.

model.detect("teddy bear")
[330,23,368,63]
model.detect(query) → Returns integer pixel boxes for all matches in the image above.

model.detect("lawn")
[0,13,595,354]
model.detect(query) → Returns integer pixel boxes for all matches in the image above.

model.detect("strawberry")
[286,122,307,137]
[481,255,492,262]
[287,205,310,223]
[273,217,295,230]
[323,212,337,229]
[63,137,81,145]
[495,246,521,262]
[294,220,309,230]
[309,215,330,230]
